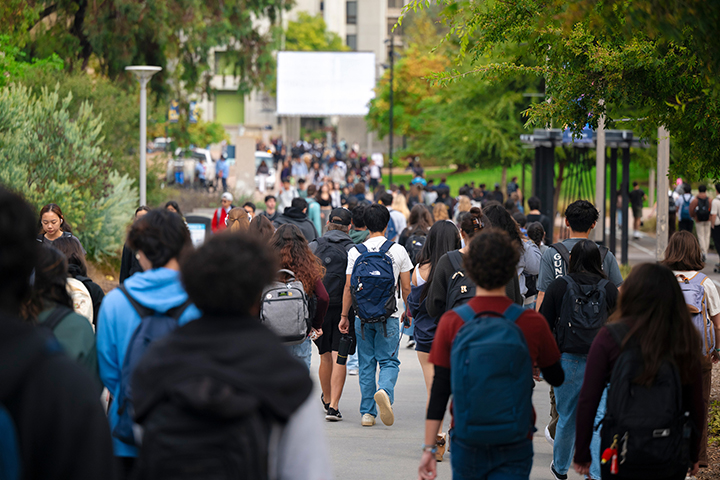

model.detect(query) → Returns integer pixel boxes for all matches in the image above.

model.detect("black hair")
[682,183,691,194]
[243,201,256,212]
[165,201,183,217]
[564,200,599,233]
[526,222,545,247]
[135,206,151,216]
[264,195,276,203]
[417,221,462,301]
[298,178,306,184]
[513,212,527,228]
[527,196,541,211]
[457,207,489,239]
[698,184,707,193]
[483,203,522,243]
[379,192,394,206]
[715,183,720,194]
[568,240,606,278]
[0,186,39,314]
[632,181,638,187]
[351,204,367,229]
[364,204,390,233]
[52,236,87,277]
[464,229,521,290]
[291,197,308,211]
[127,209,191,269]
[23,245,73,322]
[181,233,277,316]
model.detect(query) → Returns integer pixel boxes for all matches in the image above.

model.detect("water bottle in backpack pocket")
[260,269,311,345]
[677,273,715,355]
[555,277,610,354]
[350,241,397,337]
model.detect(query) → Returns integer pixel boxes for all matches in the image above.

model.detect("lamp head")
[125,66,162,83]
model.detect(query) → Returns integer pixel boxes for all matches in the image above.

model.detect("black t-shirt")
[629,189,645,209]
[526,213,552,245]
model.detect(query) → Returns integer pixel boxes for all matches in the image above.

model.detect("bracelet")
[421,444,438,454]
[715,348,720,352]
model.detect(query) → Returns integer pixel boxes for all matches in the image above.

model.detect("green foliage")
[0,83,137,260]
[709,401,720,445]
[0,35,63,88]
[403,0,720,180]
[285,13,349,52]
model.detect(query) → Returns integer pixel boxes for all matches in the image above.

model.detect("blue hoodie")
[96,268,201,457]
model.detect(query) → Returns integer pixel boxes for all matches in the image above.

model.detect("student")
[243,201,256,219]
[378,192,406,242]
[306,184,323,236]
[216,154,230,192]
[676,183,695,233]
[574,264,705,480]
[249,214,275,243]
[526,196,552,245]
[273,197,319,242]
[539,240,618,480]
[629,182,646,239]
[211,192,234,233]
[418,229,563,480]
[349,204,370,244]
[0,186,115,479]
[689,185,711,261]
[407,220,461,462]
[165,200,184,219]
[260,195,279,222]
[226,207,251,233]
[398,204,433,264]
[340,204,413,427]
[37,203,85,253]
[131,233,333,480]
[53,235,105,326]
[97,209,202,477]
[710,184,720,270]
[309,208,356,421]
[120,206,151,283]
[661,231,720,470]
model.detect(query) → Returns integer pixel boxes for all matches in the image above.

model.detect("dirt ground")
[87,262,119,294]
[698,363,720,480]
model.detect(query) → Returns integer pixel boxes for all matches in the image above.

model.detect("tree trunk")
[454,163,471,173]
[500,165,508,197]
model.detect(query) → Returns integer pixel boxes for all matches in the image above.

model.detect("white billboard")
[276,51,376,117]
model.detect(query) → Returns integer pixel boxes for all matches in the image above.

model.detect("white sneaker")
[374,389,394,426]
[361,413,376,426]
[348,368,358,376]
[545,425,554,446]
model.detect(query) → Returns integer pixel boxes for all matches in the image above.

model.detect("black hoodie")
[273,207,318,242]
[0,314,115,480]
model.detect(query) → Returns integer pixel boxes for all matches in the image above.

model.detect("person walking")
[349,204,370,244]
[256,160,270,193]
[216,154,230,192]
[378,193,407,243]
[398,204,433,265]
[37,203,85,253]
[97,209,202,477]
[629,182,646,239]
[677,183,695,233]
[526,196,553,245]
[574,263,705,480]
[226,207,251,233]
[53,235,105,326]
[131,233,333,480]
[120,206,151,283]
[309,208,356,421]
[340,204,413,427]
[260,195,279,223]
[270,224,328,368]
[277,178,299,214]
[539,240,619,480]
[407,220,461,461]
[711,183,720,269]
[418,229,563,480]
[306,185,323,236]
[690,184,712,261]
[211,192,234,234]
[661,231,720,472]
[274,198,319,242]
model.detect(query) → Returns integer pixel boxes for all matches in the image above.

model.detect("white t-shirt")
[346,236,413,286]
[711,195,720,226]
[674,271,720,319]
[388,208,407,240]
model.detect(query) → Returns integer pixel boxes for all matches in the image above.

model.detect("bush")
[0,83,137,260]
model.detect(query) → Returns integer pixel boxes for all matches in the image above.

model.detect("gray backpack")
[260,269,310,345]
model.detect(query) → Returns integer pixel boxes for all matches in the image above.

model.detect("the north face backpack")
[677,273,715,355]
[260,269,311,345]
[679,194,693,221]
[601,323,691,479]
[405,232,427,265]
[350,241,397,335]
[113,286,192,446]
[696,197,710,222]
[445,250,476,311]
[550,242,608,280]
[555,276,610,354]
[134,378,277,480]
[313,237,354,306]
[451,303,534,446]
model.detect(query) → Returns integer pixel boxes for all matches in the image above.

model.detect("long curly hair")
[270,224,325,295]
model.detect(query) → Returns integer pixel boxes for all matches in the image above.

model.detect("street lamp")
[387,36,395,188]
[126,65,162,206]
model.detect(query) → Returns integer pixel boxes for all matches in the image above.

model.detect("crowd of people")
[1,163,718,480]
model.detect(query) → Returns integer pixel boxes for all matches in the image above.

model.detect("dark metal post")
[388,36,394,188]
[621,147,630,265]
[609,148,618,255]
[602,147,607,246]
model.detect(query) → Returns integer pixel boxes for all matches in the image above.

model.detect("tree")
[404,0,720,180]
[285,13,349,52]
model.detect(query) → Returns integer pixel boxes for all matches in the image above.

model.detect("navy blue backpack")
[113,286,191,446]
[0,404,21,480]
[451,303,535,446]
[350,241,397,337]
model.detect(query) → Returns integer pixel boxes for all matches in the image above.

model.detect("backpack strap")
[502,303,526,323]
[598,245,609,263]
[597,279,610,291]
[42,305,74,331]
[550,243,571,270]
[379,240,394,254]
[356,243,368,255]
[454,303,477,323]
[447,250,464,272]
[118,284,155,318]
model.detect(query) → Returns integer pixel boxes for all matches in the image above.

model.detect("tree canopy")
[284,12,349,52]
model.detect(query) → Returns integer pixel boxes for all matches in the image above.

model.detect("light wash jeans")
[554,353,606,480]
[286,337,312,370]
[354,317,401,416]
[347,351,359,370]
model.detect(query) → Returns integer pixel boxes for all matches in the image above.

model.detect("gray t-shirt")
[537,238,623,292]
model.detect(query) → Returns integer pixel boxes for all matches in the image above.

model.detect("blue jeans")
[347,351,359,370]
[554,353,606,480]
[450,434,533,480]
[286,337,312,370]
[354,317,401,416]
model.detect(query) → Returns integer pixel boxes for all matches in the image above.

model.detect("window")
[388,0,402,8]
[346,34,357,51]
[346,1,357,24]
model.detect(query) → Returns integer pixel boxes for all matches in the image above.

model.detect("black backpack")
[555,276,609,354]
[405,232,427,265]
[445,251,476,312]
[313,236,354,306]
[550,242,608,280]
[601,323,691,479]
[696,197,710,222]
[134,378,276,480]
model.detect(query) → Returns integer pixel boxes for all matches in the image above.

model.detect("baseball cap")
[329,208,352,226]
[221,192,234,202]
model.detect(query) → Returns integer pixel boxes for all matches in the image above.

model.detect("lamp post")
[126,66,162,206]
[388,35,394,188]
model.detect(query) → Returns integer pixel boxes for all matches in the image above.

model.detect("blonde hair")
[226,207,250,233]
[392,193,411,221]
[433,203,449,222]
[457,195,472,214]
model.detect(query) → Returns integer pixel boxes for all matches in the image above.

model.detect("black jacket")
[119,243,143,283]
[0,313,114,480]
[273,207,318,242]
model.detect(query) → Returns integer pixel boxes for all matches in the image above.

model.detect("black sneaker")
[550,463,568,480]
[325,407,343,421]
[321,394,329,414]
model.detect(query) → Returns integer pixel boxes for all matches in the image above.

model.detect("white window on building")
[346,1,357,24]
[346,34,357,51]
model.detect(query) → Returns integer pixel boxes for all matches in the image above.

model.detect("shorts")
[413,314,437,354]
[632,206,642,219]
[313,304,357,355]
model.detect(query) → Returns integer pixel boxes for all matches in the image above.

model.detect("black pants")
[678,218,694,232]
[115,457,135,480]
[712,225,720,262]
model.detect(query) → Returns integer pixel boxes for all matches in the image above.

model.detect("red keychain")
[601,435,619,474]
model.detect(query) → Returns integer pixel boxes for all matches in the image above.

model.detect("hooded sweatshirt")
[274,207,318,242]
[96,267,202,457]
[0,314,114,479]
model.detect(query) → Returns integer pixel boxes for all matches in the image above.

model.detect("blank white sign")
[276,51,376,116]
